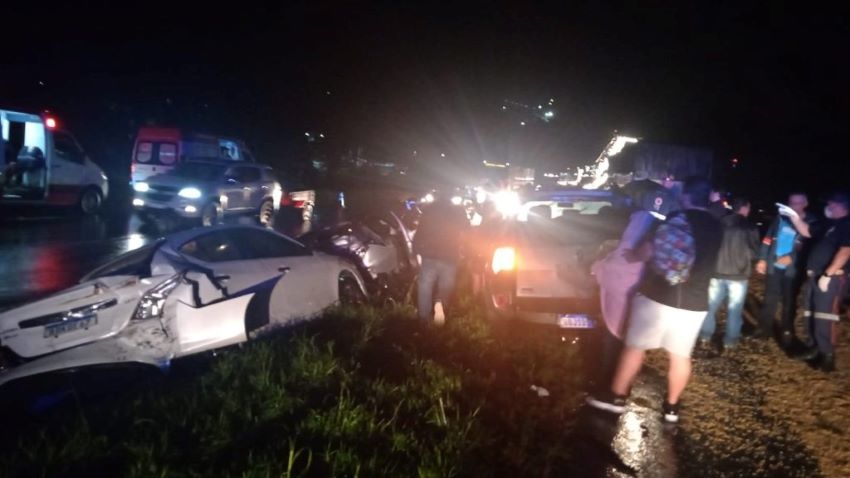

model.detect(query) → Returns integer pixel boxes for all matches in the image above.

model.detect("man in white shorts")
[587,177,723,422]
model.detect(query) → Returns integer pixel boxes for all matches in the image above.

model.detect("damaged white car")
[0,225,367,388]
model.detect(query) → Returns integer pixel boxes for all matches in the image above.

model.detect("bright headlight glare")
[492,247,516,274]
[133,182,150,192]
[133,274,181,321]
[178,187,202,199]
[493,190,521,217]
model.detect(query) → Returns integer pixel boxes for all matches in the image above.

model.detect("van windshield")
[170,162,227,181]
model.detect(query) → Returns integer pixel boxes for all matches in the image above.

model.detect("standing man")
[413,192,469,324]
[795,192,850,372]
[755,192,818,346]
[699,197,760,350]
[587,177,723,423]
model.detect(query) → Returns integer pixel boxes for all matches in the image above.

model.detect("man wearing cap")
[795,192,850,371]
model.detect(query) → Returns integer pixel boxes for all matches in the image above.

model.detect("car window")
[227,229,310,259]
[135,142,153,163]
[239,167,260,183]
[82,240,164,281]
[52,131,85,164]
[179,231,244,263]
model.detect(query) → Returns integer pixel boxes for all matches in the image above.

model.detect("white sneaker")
[433,301,446,326]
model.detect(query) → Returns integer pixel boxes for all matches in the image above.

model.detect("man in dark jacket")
[413,193,469,323]
[699,197,760,348]
[755,192,818,346]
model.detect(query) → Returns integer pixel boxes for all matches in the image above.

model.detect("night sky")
[3,3,848,198]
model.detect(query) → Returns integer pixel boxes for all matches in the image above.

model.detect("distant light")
[422,193,435,203]
[38,80,45,86]
[451,196,463,206]
[475,188,487,204]
[544,111,555,118]
[537,105,543,109]
[45,117,57,129]
[184,205,198,214]
[304,132,311,137]
[440,153,446,158]
[325,91,331,95]
[520,121,526,126]
[319,133,325,138]
[132,198,145,207]
[506,162,511,166]
[549,98,554,104]
[501,105,507,110]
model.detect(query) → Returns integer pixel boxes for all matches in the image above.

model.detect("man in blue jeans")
[413,193,469,323]
[699,197,759,349]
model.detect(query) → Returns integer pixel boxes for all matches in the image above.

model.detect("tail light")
[492,247,516,274]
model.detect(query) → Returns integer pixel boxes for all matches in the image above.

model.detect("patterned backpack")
[650,212,696,285]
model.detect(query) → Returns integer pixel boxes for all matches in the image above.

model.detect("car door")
[221,166,247,212]
[238,166,264,209]
[172,229,284,353]
[228,228,333,325]
[49,131,87,203]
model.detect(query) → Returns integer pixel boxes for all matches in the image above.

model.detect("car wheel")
[201,202,222,227]
[78,187,102,215]
[257,199,275,228]
[339,271,366,305]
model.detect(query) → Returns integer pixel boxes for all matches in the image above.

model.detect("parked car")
[133,160,282,227]
[482,189,630,328]
[0,225,367,388]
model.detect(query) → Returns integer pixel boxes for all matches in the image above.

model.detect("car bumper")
[486,272,600,327]
[132,194,204,218]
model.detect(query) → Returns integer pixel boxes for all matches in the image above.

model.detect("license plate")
[557,314,595,329]
[43,314,98,339]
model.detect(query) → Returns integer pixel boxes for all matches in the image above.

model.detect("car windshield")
[170,162,227,181]
[80,240,164,281]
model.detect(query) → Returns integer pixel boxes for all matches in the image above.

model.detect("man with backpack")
[587,177,723,423]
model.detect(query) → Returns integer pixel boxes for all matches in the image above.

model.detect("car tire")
[257,199,275,228]
[201,202,222,227]
[339,271,366,305]
[78,187,103,215]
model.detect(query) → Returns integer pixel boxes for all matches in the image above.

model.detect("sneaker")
[662,401,680,423]
[586,391,627,414]
[433,301,446,326]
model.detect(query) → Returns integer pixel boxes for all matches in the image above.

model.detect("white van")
[1,109,109,214]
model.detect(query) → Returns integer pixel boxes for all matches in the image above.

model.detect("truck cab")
[1,109,108,214]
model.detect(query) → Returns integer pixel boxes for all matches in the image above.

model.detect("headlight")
[133,182,150,193]
[493,190,521,218]
[133,274,181,321]
[492,247,516,274]
[178,187,203,199]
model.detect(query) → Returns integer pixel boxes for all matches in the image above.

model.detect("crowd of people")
[588,181,850,423]
[408,183,850,424]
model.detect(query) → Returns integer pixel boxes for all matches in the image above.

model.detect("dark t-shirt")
[641,209,723,311]
[805,216,850,275]
[413,202,469,263]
